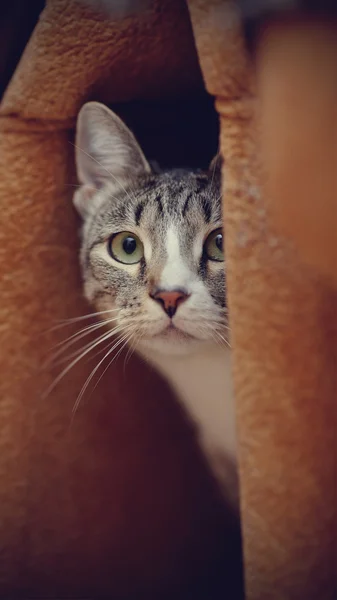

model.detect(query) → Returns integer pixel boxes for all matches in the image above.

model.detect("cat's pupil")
[215,234,223,252]
[123,237,137,254]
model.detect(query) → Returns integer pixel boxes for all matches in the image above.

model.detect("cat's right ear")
[73,101,151,218]
[209,153,223,175]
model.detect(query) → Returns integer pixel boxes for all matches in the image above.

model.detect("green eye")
[108,231,144,264]
[204,228,224,262]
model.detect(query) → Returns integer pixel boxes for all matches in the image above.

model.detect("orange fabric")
[1,0,201,119]
[257,19,337,286]
[187,2,336,599]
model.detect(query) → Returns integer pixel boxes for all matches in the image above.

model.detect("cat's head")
[73,102,227,356]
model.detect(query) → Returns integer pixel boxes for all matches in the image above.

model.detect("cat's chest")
[145,347,237,464]
[139,345,238,505]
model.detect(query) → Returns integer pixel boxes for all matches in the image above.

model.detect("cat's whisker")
[210,320,231,332]
[81,332,134,409]
[79,323,135,366]
[209,150,220,196]
[71,329,133,419]
[123,331,142,374]
[44,317,121,367]
[83,337,118,364]
[49,323,127,368]
[214,330,231,349]
[196,323,220,345]
[50,308,120,330]
[46,313,119,336]
[41,325,123,399]
[47,319,109,354]
[210,332,224,348]
[123,339,134,373]
[111,333,133,367]
[202,326,226,350]
[198,320,231,349]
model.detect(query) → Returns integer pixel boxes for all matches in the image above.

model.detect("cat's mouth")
[137,319,207,355]
[153,322,197,341]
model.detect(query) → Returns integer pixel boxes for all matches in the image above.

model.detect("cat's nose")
[150,288,189,318]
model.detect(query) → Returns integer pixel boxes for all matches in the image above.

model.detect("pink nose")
[151,288,189,318]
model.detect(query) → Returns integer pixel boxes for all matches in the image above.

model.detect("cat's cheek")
[82,277,116,310]
[205,267,226,308]
[83,277,100,303]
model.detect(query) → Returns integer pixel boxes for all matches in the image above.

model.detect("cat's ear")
[73,101,151,217]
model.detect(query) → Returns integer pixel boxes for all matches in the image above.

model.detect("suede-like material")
[1,0,202,119]
[187,1,336,599]
[256,20,337,286]
[0,2,243,598]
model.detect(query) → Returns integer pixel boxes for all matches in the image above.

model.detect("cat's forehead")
[98,169,221,234]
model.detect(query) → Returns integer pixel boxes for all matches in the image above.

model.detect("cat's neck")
[139,343,238,507]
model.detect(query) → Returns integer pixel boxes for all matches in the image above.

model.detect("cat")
[73,101,238,509]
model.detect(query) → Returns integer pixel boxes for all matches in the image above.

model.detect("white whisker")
[48,324,125,367]
[45,320,112,366]
[50,308,120,330]
[44,315,124,368]
[214,330,231,349]
[123,331,142,375]
[41,326,121,400]
[209,148,221,197]
[83,337,117,364]
[71,330,133,419]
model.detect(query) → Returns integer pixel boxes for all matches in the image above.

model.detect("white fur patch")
[141,344,238,507]
[159,226,192,290]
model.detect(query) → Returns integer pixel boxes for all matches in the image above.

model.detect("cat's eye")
[108,232,144,264]
[204,228,224,262]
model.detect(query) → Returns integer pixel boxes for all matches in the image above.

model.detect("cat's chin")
[137,326,207,357]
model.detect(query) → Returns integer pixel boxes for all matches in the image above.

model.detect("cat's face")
[73,102,227,356]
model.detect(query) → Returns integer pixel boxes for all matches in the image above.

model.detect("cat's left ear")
[73,101,151,217]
